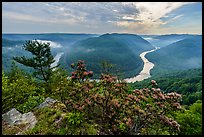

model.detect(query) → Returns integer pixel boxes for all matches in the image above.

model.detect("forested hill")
[142,34,200,48]
[129,68,202,105]
[146,35,202,75]
[59,33,154,78]
[2,33,99,46]
[100,33,154,55]
[154,34,196,40]
[2,39,25,47]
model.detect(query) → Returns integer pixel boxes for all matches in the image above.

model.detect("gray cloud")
[2,2,201,34]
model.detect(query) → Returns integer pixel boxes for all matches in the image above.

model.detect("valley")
[2,2,202,135]
[2,33,202,80]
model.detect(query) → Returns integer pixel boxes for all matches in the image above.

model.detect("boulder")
[36,97,57,109]
[2,108,23,125]
[2,108,37,135]
[22,112,37,130]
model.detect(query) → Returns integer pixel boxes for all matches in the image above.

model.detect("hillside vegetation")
[146,35,202,75]
[2,60,202,135]
[2,39,202,135]
[60,33,154,78]
[129,68,202,105]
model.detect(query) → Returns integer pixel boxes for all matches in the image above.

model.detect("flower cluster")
[66,62,182,135]
[159,115,180,131]
[70,60,93,81]
[100,74,117,83]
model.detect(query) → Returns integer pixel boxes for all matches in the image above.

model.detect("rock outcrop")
[36,97,57,109]
[2,97,58,135]
[2,108,37,135]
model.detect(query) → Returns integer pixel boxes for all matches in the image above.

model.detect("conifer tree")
[13,40,57,82]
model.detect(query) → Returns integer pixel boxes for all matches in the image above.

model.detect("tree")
[2,68,43,113]
[100,60,115,75]
[13,40,57,82]
[175,100,202,135]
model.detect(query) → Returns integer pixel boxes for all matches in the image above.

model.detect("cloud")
[2,2,200,34]
[114,2,193,34]
[171,14,183,21]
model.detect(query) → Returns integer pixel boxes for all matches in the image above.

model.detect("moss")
[25,107,64,135]
[25,106,98,135]
[2,121,29,135]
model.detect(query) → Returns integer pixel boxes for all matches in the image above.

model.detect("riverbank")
[52,47,159,83]
[51,52,64,70]
[124,47,160,83]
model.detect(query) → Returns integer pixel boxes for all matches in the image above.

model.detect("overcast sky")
[2,2,202,35]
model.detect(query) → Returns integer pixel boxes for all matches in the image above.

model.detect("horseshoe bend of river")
[52,47,160,83]
[124,47,160,83]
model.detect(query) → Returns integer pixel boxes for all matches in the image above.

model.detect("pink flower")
[88,71,93,77]
[72,71,76,75]
[151,80,157,84]
[78,60,84,63]
[83,71,89,76]
[81,64,85,67]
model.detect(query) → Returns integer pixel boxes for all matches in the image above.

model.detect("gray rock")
[2,97,57,135]
[2,108,23,125]
[22,112,37,130]
[2,108,37,135]
[36,97,57,109]
[46,97,57,104]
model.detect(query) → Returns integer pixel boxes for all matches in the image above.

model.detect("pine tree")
[13,40,57,82]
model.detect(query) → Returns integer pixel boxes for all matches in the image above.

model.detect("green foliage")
[129,68,202,105]
[100,60,115,75]
[2,67,45,113]
[65,112,84,126]
[118,122,127,132]
[17,95,45,113]
[189,100,202,115]
[2,59,202,135]
[46,68,70,100]
[174,100,202,135]
[13,40,56,82]
[25,107,64,135]
[26,106,97,135]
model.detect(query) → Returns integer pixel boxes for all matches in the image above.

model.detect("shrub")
[17,95,45,113]
[175,100,202,135]
[65,112,84,126]
[2,69,45,113]
[64,61,182,135]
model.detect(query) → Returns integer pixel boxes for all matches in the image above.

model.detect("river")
[51,52,64,70]
[124,47,160,83]
[52,47,159,83]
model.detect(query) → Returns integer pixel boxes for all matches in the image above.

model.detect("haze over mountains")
[2,33,202,79]
[2,33,99,46]
[142,34,200,48]
[146,35,202,75]
[60,33,154,78]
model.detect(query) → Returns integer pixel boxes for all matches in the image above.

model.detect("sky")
[2,2,202,35]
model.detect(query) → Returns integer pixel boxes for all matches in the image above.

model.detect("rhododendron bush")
[64,60,182,135]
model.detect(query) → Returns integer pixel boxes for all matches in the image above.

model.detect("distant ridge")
[146,35,202,75]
